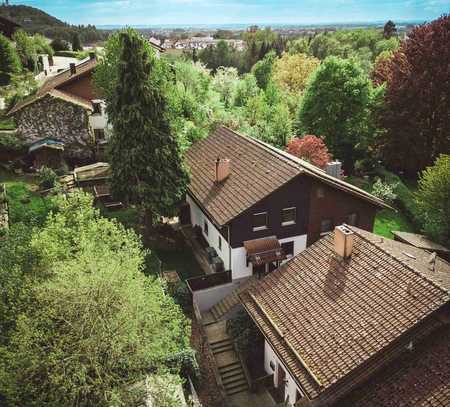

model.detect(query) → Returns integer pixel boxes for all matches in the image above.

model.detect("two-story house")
[185,126,389,281]
[240,225,450,406]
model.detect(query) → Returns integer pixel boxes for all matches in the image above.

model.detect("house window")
[218,236,222,251]
[94,128,105,141]
[252,212,268,231]
[281,207,296,226]
[347,212,358,226]
[92,102,102,115]
[281,241,294,258]
[320,218,333,235]
[317,187,325,198]
[204,220,208,236]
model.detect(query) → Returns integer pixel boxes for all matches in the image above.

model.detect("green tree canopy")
[2,191,191,406]
[107,30,189,222]
[297,56,375,171]
[71,32,82,51]
[0,33,21,85]
[251,50,276,90]
[272,52,320,94]
[416,155,450,246]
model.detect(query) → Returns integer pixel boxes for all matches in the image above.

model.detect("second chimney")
[69,62,76,75]
[334,225,354,259]
[215,157,230,183]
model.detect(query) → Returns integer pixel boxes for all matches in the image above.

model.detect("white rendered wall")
[89,101,108,130]
[187,195,230,271]
[231,234,308,280]
[264,340,304,406]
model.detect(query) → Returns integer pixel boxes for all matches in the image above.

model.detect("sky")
[9,0,450,26]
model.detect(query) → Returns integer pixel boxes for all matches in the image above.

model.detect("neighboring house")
[0,15,20,39]
[185,126,388,281]
[8,54,105,163]
[240,225,450,406]
[8,41,163,164]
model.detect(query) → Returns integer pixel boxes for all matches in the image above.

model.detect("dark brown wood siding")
[229,176,311,248]
[306,179,377,244]
[228,175,378,248]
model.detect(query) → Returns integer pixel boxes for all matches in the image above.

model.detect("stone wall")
[14,95,95,161]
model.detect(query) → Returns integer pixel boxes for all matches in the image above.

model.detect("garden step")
[210,338,232,348]
[227,384,249,396]
[221,368,245,381]
[218,361,241,374]
[211,343,234,355]
[222,372,245,385]
[224,380,248,394]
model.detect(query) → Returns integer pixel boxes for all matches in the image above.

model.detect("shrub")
[38,166,58,190]
[371,178,397,204]
[376,168,421,224]
[416,154,450,245]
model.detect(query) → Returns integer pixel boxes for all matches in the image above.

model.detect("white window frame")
[281,207,297,226]
[252,212,268,232]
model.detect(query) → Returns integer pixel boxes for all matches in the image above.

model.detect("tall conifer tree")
[108,31,189,223]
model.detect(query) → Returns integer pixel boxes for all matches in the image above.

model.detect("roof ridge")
[351,227,450,296]
[219,126,304,172]
[218,126,388,209]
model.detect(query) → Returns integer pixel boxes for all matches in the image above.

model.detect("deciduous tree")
[377,15,450,174]
[416,154,450,246]
[383,20,397,39]
[3,192,191,406]
[286,135,331,169]
[272,52,320,94]
[297,56,374,171]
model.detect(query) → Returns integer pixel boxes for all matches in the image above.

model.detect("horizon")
[7,0,450,27]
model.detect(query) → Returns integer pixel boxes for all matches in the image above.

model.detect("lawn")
[373,208,415,239]
[104,206,203,281]
[0,117,16,131]
[346,173,418,239]
[0,170,54,226]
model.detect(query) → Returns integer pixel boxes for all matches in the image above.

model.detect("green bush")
[377,168,421,224]
[371,178,397,204]
[0,132,26,152]
[38,166,58,190]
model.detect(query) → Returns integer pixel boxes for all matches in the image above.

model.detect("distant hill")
[0,4,107,43]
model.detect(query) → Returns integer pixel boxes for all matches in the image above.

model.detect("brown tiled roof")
[8,58,98,115]
[240,227,450,401]
[244,237,286,266]
[393,231,450,254]
[340,323,450,407]
[185,126,388,226]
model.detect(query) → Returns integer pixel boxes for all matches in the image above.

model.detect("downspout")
[227,224,232,276]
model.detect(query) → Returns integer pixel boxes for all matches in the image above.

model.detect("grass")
[373,208,416,239]
[0,170,54,227]
[104,206,203,281]
[0,117,16,131]
[347,173,418,239]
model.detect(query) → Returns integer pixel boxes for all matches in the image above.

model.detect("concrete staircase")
[204,276,257,325]
[210,337,249,396]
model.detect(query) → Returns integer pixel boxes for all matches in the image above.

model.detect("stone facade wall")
[15,95,95,161]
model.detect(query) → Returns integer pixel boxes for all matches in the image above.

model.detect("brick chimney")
[69,63,76,75]
[334,225,354,259]
[215,157,230,183]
